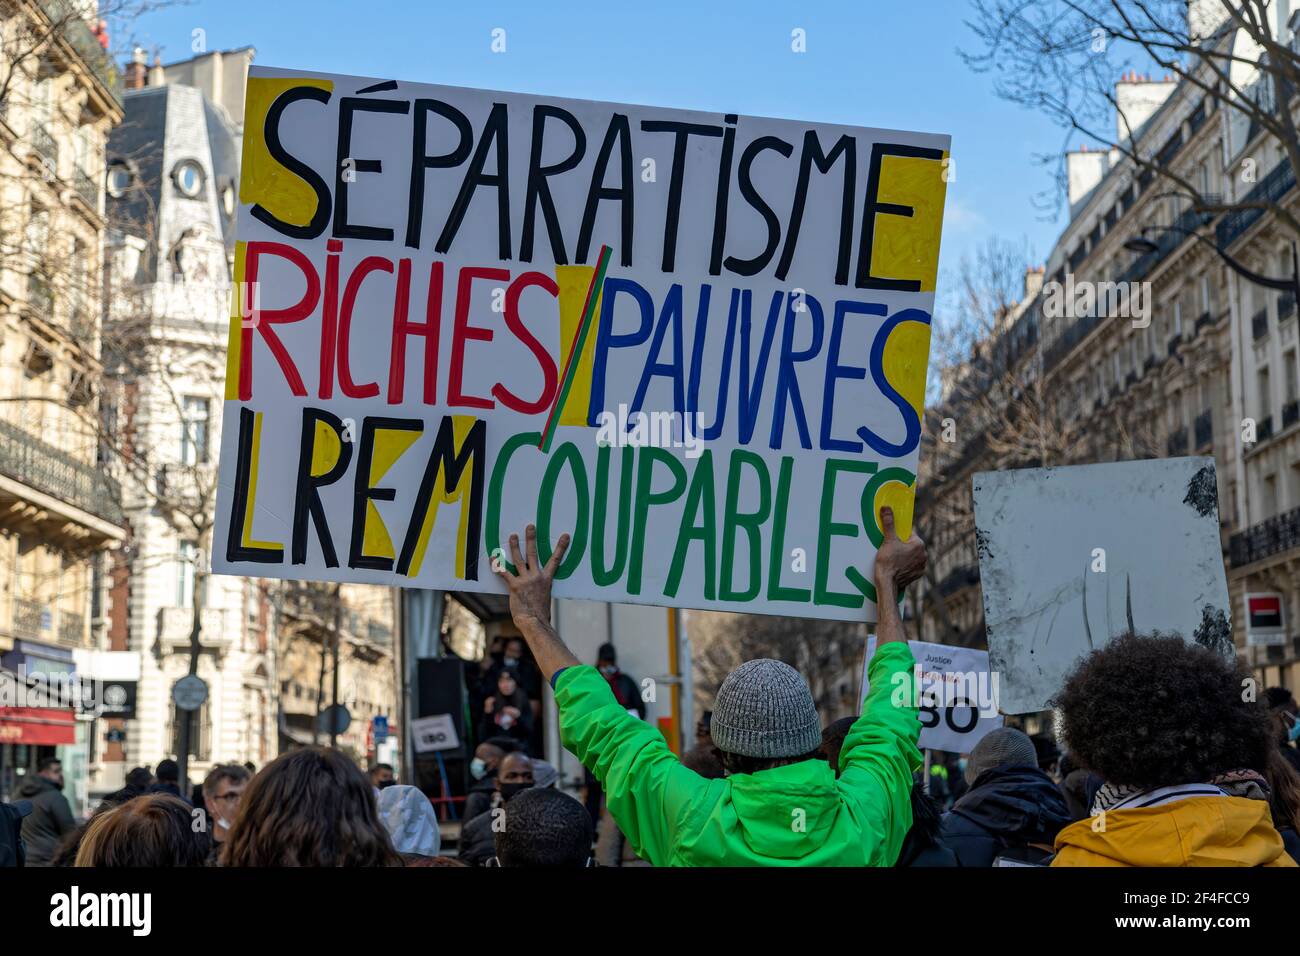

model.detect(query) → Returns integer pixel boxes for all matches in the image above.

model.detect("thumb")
[879,505,896,541]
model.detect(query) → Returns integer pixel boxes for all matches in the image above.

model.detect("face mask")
[377,778,397,790]
[1289,717,1300,743]
[957,758,969,773]
[499,781,532,802]
[504,656,519,667]
[600,665,617,677]
[217,816,231,831]
[470,758,489,780]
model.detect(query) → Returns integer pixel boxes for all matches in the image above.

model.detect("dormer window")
[173,159,204,198]
[106,160,133,198]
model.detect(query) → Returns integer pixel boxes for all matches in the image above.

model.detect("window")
[172,160,204,198]
[24,202,49,270]
[106,161,132,199]
[33,77,53,123]
[170,699,210,761]
[177,541,206,609]
[1260,366,1272,420]
[180,396,210,464]
[75,126,92,174]
[1287,351,1298,404]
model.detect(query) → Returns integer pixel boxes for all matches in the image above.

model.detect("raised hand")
[873,505,927,592]
[496,524,571,629]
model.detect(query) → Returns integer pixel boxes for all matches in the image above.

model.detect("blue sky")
[119,0,1069,296]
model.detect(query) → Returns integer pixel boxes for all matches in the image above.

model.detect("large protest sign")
[861,638,1003,753]
[212,66,949,621]
[972,457,1233,713]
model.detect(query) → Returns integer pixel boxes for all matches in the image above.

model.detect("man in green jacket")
[494,506,925,866]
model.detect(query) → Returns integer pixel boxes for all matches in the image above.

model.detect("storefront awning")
[0,707,77,745]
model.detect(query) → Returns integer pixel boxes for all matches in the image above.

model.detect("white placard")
[211,66,950,623]
[410,713,460,753]
[861,638,1003,753]
[973,457,1233,714]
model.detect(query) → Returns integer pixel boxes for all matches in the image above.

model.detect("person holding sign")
[495,507,925,866]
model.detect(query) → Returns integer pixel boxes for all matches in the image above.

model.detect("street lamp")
[1122,225,1300,301]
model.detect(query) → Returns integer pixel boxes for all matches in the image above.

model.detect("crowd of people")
[3,514,1299,868]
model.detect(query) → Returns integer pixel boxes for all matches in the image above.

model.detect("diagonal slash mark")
[538,244,612,452]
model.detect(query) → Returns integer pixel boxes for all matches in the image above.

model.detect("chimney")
[1066,147,1109,217]
[1024,265,1045,301]
[125,46,147,90]
[1115,72,1177,142]
[149,54,165,87]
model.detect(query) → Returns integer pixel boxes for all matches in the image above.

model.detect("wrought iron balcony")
[1286,400,1300,430]
[30,122,57,171]
[58,611,85,647]
[1217,157,1297,250]
[1194,409,1213,448]
[1120,206,1216,285]
[1258,415,1275,442]
[13,598,49,641]
[1230,503,1300,567]
[0,417,123,524]
[38,1,122,106]
[27,273,53,316]
[74,166,97,208]
[1253,309,1269,341]
[1167,427,1190,456]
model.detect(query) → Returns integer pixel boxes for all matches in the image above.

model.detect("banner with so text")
[212,66,950,622]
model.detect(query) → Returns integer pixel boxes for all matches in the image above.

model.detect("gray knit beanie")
[711,659,821,759]
[966,727,1038,784]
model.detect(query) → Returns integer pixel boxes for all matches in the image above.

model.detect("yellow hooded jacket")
[1052,795,1297,867]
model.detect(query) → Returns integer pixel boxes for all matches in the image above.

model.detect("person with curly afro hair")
[1051,632,1296,867]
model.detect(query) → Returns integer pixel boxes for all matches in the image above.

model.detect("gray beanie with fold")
[966,727,1038,785]
[711,659,821,759]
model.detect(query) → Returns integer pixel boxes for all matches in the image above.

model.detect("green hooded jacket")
[555,641,921,866]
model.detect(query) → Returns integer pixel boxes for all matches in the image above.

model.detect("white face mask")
[217,816,231,831]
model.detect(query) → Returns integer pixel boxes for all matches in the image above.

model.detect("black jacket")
[895,781,958,867]
[940,764,1072,867]
[18,776,76,867]
[148,781,186,803]
[0,801,31,867]
[458,809,497,866]
[463,777,497,823]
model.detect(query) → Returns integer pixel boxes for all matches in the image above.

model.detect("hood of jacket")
[377,785,440,857]
[17,775,56,799]
[721,759,844,860]
[949,764,1072,844]
[1054,795,1296,866]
